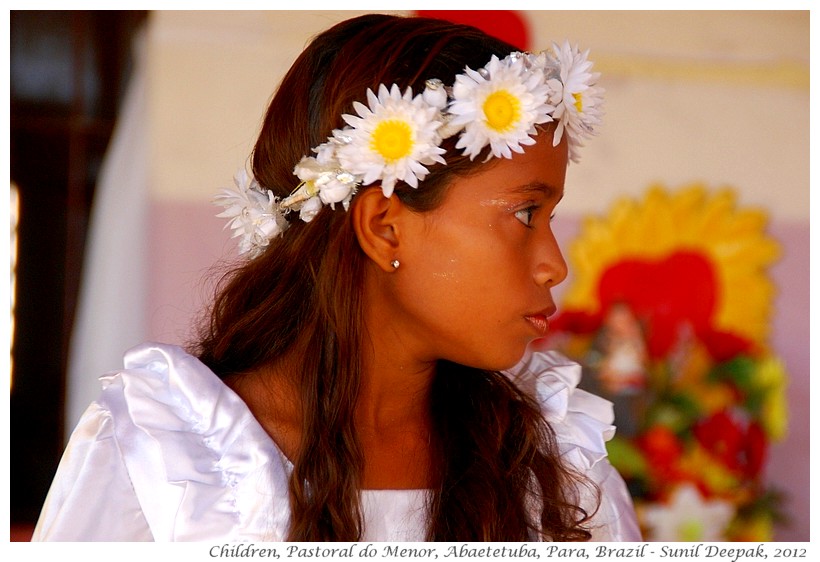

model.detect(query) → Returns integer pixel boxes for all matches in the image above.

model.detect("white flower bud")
[319,180,355,205]
[423,79,448,109]
[299,196,323,222]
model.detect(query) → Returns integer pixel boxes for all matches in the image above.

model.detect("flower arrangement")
[545,185,788,541]
[215,42,602,258]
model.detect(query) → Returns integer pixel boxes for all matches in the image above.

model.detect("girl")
[33,14,640,542]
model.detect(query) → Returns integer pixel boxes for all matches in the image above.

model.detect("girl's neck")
[226,329,438,490]
[355,339,437,489]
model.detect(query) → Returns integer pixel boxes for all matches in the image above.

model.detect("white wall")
[147,10,809,221]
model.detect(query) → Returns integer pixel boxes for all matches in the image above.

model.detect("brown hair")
[194,13,597,541]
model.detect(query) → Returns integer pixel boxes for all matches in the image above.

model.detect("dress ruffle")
[102,343,290,541]
[504,348,616,473]
[505,348,640,540]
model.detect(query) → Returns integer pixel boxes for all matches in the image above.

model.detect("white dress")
[32,342,641,542]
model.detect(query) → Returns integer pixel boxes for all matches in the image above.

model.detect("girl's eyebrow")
[508,181,564,202]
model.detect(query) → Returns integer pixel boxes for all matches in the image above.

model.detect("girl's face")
[391,133,569,371]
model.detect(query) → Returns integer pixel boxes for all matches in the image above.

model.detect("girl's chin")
[471,347,531,373]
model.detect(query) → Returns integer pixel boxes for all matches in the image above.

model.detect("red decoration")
[637,425,685,484]
[553,250,755,361]
[414,10,530,51]
[694,410,768,480]
[597,251,717,358]
[547,186,788,540]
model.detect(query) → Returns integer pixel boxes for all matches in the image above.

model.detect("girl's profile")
[32,14,640,542]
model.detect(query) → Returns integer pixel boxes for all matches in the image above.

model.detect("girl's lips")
[524,314,550,335]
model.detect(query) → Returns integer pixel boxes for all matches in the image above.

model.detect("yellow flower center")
[573,92,583,113]
[483,90,521,132]
[678,519,704,542]
[370,119,414,162]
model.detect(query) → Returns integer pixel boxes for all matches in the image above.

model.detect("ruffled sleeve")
[33,342,291,542]
[31,402,154,541]
[504,349,642,541]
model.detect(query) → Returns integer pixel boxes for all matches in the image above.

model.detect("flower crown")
[215,41,603,258]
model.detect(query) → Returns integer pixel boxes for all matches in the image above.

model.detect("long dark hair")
[194,13,597,541]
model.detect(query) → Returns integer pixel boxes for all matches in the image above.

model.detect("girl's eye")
[514,205,539,227]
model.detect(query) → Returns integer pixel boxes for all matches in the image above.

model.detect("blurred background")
[9,10,809,541]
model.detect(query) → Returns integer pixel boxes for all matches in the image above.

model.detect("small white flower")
[335,83,446,198]
[213,169,289,258]
[641,484,735,541]
[449,54,554,161]
[313,139,342,167]
[299,196,323,223]
[293,155,358,209]
[422,79,448,110]
[547,41,604,162]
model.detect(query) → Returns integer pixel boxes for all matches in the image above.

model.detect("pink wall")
[765,222,810,542]
[148,200,810,541]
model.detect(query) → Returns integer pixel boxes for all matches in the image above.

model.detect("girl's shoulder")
[96,342,292,540]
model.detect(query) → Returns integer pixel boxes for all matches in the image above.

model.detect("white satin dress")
[32,342,641,542]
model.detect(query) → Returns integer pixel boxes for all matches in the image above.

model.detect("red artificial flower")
[693,409,766,478]
[637,425,685,482]
[743,421,768,479]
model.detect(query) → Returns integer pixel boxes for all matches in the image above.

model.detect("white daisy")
[213,169,289,258]
[547,41,604,162]
[334,84,446,198]
[449,54,554,161]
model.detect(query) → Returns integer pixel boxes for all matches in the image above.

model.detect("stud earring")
[390,259,400,269]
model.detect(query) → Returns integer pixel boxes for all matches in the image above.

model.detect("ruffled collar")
[104,342,616,540]
[504,347,616,471]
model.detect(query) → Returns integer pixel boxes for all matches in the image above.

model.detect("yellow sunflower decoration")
[560,184,780,358]
[548,184,789,541]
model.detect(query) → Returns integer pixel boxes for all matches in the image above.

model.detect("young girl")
[33,14,640,542]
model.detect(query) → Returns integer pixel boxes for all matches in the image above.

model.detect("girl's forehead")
[454,138,568,197]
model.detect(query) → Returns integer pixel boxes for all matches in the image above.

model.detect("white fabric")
[33,342,641,542]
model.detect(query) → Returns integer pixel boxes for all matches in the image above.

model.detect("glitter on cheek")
[431,258,460,281]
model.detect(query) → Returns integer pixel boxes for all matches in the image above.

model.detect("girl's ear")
[351,187,404,273]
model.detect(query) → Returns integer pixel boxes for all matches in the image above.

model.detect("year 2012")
[774,549,806,558]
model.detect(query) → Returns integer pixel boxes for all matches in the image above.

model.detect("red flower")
[694,411,745,471]
[637,425,684,482]
[693,410,766,478]
[743,422,768,479]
